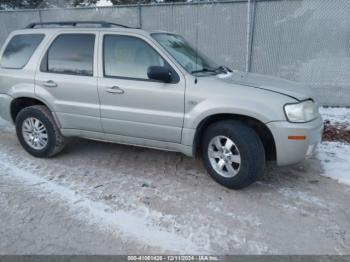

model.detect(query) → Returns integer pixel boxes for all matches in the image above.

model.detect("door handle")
[106,86,124,94]
[43,80,57,88]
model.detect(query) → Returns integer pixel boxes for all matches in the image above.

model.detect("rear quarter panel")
[0,30,51,122]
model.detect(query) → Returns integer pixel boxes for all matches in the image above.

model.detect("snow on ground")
[318,107,350,186]
[0,152,202,253]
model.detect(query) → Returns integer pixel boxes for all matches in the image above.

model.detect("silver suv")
[0,21,323,189]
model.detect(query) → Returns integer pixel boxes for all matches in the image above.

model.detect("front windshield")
[152,33,217,74]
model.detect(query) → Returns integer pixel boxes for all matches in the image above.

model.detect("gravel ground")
[0,117,349,255]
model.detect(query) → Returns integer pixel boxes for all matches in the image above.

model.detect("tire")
[201,120,265,189]
[15,105,66,158]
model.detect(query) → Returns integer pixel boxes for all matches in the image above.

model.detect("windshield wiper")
[214,66,232,73]
[191,66,232,75]
[191,68,216,74]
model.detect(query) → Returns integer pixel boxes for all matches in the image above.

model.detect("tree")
[0,0,48,9]
[0,0,189,10]
[110,0,150,4]
[71,0,97,6]
[109,0,186,5]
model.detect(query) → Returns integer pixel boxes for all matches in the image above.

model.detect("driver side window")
[103,35,166,80]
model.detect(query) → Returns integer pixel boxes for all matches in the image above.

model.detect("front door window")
[103,35,166,80]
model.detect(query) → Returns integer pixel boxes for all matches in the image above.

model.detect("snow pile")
[319,107,350,124]
[318,107,350,186]
[318,142,350,186]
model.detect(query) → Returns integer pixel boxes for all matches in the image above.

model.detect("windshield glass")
[152,33,217,74]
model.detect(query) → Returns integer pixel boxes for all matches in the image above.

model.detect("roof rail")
[25,21,139,29]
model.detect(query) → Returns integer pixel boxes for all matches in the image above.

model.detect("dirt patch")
[322,120,350,143]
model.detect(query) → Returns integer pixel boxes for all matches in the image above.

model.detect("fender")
[184,90,296,130]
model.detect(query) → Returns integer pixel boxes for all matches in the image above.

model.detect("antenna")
[194,3,199,84]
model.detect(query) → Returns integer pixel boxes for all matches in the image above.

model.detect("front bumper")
[0,94,12,122]
[267,117,324,166]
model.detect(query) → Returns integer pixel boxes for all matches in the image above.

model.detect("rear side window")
[44,34,95,76]
[1,34,44,69]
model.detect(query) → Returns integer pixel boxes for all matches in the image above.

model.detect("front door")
[97,33,185,143]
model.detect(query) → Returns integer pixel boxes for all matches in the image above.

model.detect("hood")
[217,70,313,101]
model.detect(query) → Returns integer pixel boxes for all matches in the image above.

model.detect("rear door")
[35,31,102,132]
[97,33,185,143]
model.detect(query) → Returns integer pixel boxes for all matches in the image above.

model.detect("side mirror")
[147,66,172,83]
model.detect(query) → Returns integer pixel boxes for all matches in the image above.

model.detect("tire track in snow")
[0,152,205,253]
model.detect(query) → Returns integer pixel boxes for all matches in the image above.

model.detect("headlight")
[284,100,319,123]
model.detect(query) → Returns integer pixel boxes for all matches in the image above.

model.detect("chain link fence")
[0,0,349,106]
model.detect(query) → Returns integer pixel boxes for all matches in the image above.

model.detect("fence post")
[38,8,43,23]
[245,0,256,73]
[138,3,142,28]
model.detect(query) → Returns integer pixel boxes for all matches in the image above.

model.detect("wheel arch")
[10,96,60,127]
[193,113,277,162]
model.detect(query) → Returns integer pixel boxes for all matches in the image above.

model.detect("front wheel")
[201,120,265,189]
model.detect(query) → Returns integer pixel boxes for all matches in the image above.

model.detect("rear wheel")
[15,105,66,158]
[201,120,265,189]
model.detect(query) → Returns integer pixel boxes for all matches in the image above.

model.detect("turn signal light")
[288,136,306,140]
